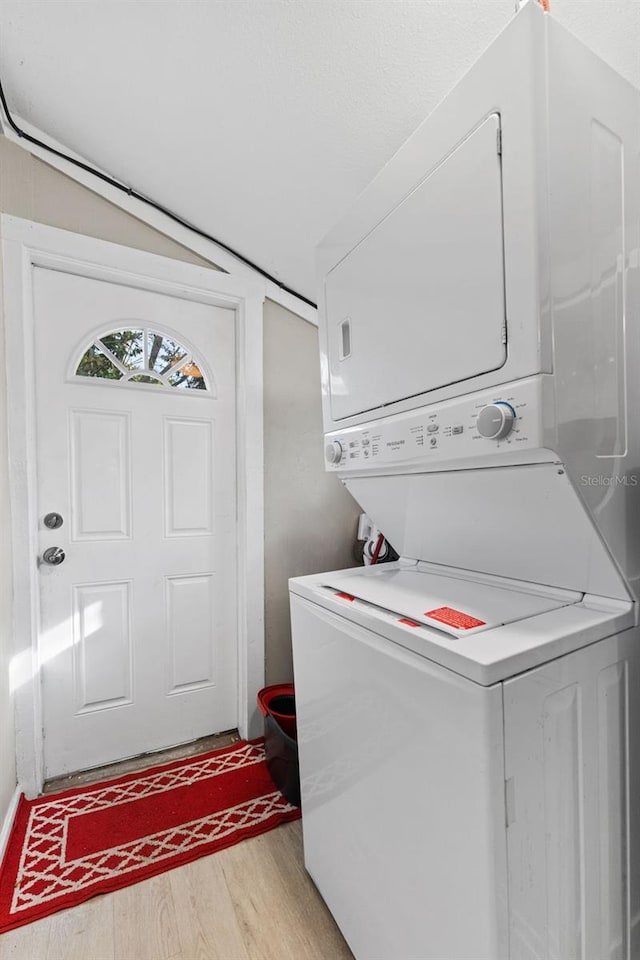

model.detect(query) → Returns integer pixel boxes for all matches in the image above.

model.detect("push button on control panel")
[427,423,439,434]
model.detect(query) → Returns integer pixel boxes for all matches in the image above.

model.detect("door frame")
[2,215,266,797]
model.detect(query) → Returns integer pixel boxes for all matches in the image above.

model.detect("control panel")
[324,378,543,471]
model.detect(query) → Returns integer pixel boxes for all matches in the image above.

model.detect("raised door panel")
[165,574,215,693]
[597,661,629,959]
[503,632,639,960]
[70,410,131,541]
[163,417,214,537]
[73,581,133,712]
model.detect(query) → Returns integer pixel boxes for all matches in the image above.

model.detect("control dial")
[476,402,516,440]
[325,440,343,464]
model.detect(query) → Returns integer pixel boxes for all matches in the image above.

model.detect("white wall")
[0,246,16,827]
[263,300,359,682]
[550,0,639,88]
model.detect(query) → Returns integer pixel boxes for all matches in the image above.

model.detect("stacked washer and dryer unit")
[289,5,640,960]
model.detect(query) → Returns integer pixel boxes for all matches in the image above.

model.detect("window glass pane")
[75,329,207,391]
[168,359,207,390]
[148,332,188,375]
[76,344,123,380]
[100,330,144,369]
[129,374,163,385]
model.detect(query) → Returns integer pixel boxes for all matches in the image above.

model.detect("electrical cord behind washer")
[0,74,317,310]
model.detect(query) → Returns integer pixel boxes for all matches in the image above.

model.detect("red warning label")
[398,617,420,628]
[424,607,486,630]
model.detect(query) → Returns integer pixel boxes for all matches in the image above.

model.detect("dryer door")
[325,113,507,421]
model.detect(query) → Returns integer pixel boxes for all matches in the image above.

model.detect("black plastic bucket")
[257,684,301,807]
[263,714,300,808]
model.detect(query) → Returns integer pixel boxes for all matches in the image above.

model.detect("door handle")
[42,547,66,566]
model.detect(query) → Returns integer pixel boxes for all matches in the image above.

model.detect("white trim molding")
[1,215,266,797]
[0,786,21,864]
[0,114,318,327]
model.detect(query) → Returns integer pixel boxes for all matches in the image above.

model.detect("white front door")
[33,265,238,779]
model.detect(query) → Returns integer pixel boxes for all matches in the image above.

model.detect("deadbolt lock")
[44,512,64,530]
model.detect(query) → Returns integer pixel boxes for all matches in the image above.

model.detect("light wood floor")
[0,821,354,960]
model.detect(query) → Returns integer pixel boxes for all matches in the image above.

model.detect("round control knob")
[325,440,343,464]
[476,402,516,440]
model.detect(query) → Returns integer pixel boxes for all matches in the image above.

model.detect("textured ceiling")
[0,0,638,303]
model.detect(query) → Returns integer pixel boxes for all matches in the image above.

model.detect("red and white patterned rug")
[0,739,300,933]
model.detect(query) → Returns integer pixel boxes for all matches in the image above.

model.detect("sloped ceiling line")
[0,72,317,309]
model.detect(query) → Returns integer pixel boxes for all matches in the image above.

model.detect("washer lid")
[323,567,577,639]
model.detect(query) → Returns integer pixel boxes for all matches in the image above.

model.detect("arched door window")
[75,327,210,391]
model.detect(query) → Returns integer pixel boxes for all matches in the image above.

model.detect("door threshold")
[42,729,241,795]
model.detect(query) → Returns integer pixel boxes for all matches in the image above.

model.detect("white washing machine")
[291,564,638,960]
[290,4,640,959]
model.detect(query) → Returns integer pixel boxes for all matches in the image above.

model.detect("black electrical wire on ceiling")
[0,75,317,310]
